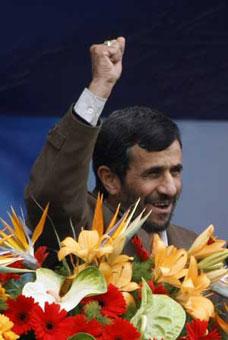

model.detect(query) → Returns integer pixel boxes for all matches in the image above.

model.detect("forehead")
[128,140,182,169]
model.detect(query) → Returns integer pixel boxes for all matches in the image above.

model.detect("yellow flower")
[152,235,187,287]
[58,230,113,264]
[99,254,138,292]
[0,314,19,340]
[96,233,138,292]
[188,225,226,260]
[179,256,211,296]
[177,256,214,320]
[58,196,150,269]
[151,233,166,256]
[182,295,214,321]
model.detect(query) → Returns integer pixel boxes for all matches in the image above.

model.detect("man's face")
[118,140,183,233]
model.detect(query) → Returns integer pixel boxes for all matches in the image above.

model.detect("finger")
[90,36,125,53]
[105,39,125,62]
[104,49,122,64]
[90,42,115,56]
[90,37,125,65]
[104,36,125,52]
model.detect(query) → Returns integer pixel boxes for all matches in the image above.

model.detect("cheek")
[132,179,158,197]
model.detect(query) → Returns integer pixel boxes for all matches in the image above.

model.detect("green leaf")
[83,301,101,319]
[0,266,34,274]
[69,333,96,340]
[83,301,110,325]
[123,302,137,320]
[131,279,186,340]
[4,273,34,298]
[132,259,153,282]
[221,330,228,340]
[0,299,7,311]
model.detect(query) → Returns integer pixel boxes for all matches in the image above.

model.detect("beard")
[118,185,180,233]
[142,207,175,233]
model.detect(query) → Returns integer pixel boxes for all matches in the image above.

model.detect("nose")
[157,173,177,197]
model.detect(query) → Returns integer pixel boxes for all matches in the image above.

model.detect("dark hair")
[93,106,182,196]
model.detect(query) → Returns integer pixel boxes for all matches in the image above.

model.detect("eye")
[171,166,183,177]
[142,168,161,179]
[148,172,161,179]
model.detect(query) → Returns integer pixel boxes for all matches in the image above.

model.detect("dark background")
[0,0,228,119]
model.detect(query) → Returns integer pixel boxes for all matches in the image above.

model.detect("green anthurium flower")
[131,279,186,340]
[22,266,107,311]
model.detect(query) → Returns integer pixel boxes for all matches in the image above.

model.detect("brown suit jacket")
[25,107,197,254]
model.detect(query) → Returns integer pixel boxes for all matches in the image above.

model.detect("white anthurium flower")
[22,268,65,308]
[22,266,107,311]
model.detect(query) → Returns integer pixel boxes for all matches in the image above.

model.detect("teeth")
[153,202,170,207]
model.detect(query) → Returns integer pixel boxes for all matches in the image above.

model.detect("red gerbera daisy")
[180,319,221,340]
[4,294,38,335]
[101,318,141,340]
[82,284,126,318]
[71,314,103,337]
[131,235,150,261]
[30,302,77,340]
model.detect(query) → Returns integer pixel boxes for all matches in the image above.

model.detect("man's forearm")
[25,36,125,248]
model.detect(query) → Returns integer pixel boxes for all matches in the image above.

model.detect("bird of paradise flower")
[0,204,49,270]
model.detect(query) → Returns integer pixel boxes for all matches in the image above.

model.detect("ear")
[97,165,122,196]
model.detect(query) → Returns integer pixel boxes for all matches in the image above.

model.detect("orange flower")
[152,235,187,287]
[188,225,226,260]
[177,256,214,320]
[58,197,149,282]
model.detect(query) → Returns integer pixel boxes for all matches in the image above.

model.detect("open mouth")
[147,201,173,214]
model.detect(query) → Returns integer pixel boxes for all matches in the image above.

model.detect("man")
[25,37,197,258]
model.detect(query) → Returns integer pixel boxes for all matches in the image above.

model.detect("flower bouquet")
[0,196,227,340]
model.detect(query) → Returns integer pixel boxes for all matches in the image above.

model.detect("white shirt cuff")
[73,88,107,126]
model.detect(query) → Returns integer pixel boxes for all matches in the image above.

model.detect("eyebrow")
[142,163,183,176]
[171,164,183,172]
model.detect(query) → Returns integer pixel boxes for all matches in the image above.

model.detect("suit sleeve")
[24,106,100,251]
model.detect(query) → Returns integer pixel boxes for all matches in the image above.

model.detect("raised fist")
[89,37,125,98]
